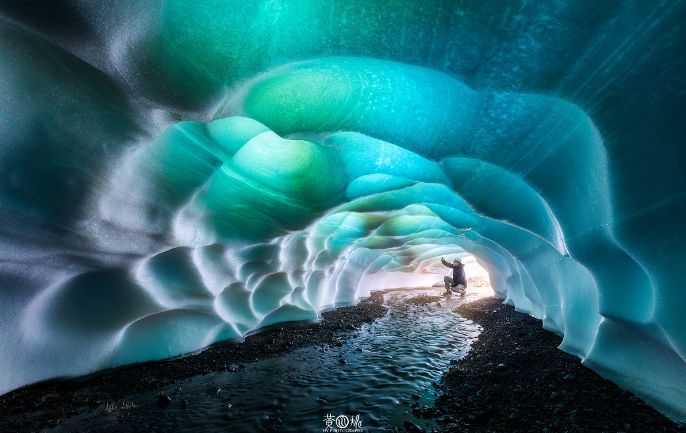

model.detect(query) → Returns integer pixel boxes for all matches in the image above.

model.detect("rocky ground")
[413,297,686,433]
[404,294,444,305]
[0,292,387,433]
[5,292,685,433]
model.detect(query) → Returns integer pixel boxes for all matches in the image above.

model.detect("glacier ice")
[0,0,685,422]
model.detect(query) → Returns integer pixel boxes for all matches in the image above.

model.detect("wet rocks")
[403,420,422,433]
[404,294,443,306]
[429,297,686,433]
[0,292,388,433]
[156,394,171,408]
[260,414,282,431]
[411,401,436,419]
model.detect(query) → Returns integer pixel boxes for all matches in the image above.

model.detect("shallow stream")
[53,283,489,432]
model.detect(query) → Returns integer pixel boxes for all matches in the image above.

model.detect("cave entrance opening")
[431,255,494,298]
[358,254,494,298]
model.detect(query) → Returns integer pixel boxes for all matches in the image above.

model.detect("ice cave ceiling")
[0,0,685,421]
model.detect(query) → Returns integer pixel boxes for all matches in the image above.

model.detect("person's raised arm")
[441,257,452,268]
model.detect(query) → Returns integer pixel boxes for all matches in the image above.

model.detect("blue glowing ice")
[0,0,684,422]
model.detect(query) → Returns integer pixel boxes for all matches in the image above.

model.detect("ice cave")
[0,0,685,430]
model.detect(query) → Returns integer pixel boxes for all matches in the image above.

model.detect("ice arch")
[0,0,685,423]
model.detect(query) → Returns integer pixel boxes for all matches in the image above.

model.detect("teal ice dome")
[0,0,685,422]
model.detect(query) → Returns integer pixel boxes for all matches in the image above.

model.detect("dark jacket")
[441,258,467,286]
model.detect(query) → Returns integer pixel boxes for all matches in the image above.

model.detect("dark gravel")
[430,297,686,433]
[6,293,683,433]
[404,294,443,305]
[0,292,387,433]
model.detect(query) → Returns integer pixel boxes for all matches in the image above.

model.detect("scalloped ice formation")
[0,0,685,422]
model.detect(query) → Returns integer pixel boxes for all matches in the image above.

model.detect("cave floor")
[0,286,480,432]
[429,298,686,433]
[1,290,684,433]
[0,293,389,432]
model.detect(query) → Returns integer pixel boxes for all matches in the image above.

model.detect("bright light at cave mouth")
[361,255,493,298]
[0,0,685,425]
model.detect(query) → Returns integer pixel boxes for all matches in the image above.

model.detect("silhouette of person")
[441,257,467,297]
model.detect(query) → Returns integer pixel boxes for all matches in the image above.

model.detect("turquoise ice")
[0,0,685,422]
